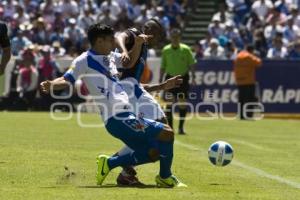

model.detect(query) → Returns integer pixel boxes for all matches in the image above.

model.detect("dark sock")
[179,108,187,131]
[107,151,150,170]
[158,140,174,179]
[165,105,173,129]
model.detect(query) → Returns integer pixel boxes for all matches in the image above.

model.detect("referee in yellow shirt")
[160,29,196,135]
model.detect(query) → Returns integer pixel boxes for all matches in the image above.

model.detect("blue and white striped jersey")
[63,50,132,123]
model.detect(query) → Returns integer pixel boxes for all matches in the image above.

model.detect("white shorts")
[120,78,166,121]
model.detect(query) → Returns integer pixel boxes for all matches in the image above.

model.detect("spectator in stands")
[224,21,244,48]
[126,0,141,21]
[50,41,66,58]
[226,0,249,25]
[200,31,212,50]
[52,10,65,31]
[100,0,121,18]
[134,5,150,29]
[19,21,34,41]
[233,44,262,120]
[266,6,287,25]
[283,15,299,43]
[225,40,239,59]
[13,5,29,25]
[208,15,225,38]
[212,2,232,24]
[267,34,288,59]
[57,0,79,18]
[274,0,290,15]
[145,1,156,19]
[193,40,203,60]
[246,12,263,33]
[32,17,49,45]
[239,26,253,47]
[49,27,64,44]
[264,17,283,46]
[38,45,59,82]
[63,18,85,50]
[97,6,117,27]
[290,5,300,27]
[40,0,56,25]
[253,28,268,57]
[11,29,32,56]
[203,38,226,60]
[16,48,39,110]
[251,0,274,23]
[2,0,16,20]
[164,0,183,27]
[114,8,134,32]
[78,6,95,31]
[156,6,171,38]
[288,40,300,59]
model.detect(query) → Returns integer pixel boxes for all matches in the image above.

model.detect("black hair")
[144,18,165,39]
[87,23,114,46]
[148,17,163,30]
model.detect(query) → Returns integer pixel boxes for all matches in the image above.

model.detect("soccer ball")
[208,141,234,166]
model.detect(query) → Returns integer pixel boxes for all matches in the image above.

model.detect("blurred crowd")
[1,0,189,57]
[195,0,300,60]
[0,0,190,111]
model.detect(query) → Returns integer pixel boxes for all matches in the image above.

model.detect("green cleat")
[155,175,187,188]
[96,155,110,185]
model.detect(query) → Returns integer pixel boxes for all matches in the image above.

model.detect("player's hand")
[163,75,183,90]
[121,51,130,63]
[40,80,52,94]
[135,34,153,45]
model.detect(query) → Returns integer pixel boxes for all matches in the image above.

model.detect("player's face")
[96,35,115,54]
[143,23,162,47]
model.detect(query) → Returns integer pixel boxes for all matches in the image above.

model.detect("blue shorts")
[105,112,164,151]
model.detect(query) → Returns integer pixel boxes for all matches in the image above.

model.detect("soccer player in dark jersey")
[113,19,172,186]
[0,21,11,75]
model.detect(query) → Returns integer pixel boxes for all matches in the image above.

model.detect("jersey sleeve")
[0,23,11,48]
[113,52,123,69]
[63,59,85,84]
[186,47,196,66]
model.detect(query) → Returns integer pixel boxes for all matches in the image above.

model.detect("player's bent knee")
[148,148,160,162]
[157,128,174,142]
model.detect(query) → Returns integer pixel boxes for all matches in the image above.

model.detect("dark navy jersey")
[0,22,10,48]
[120,28,148,82]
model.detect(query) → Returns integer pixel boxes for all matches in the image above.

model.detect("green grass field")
[0,112,299,200]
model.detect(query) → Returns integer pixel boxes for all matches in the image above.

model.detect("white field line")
[174,140,300,189]
[229,139,273,151]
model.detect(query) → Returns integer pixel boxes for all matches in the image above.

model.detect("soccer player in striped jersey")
[113,19,175,185]
[40,24,186,188]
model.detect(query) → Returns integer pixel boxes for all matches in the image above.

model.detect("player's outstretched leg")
[114,146,144,186]
[114,117,169,186]
[96,155,110,185]
[155,125,187,188]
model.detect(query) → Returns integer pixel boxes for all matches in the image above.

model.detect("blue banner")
[189,60,300,113]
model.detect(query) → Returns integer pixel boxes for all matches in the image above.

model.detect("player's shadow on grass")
[209,183,231,186]
[78,184,157,189]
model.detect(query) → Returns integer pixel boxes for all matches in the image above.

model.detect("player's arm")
[40,77,71,94]
[143,75,183,92]
[115,32,130,63]
[122,34,152,69]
